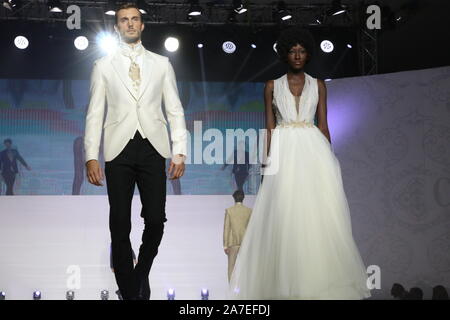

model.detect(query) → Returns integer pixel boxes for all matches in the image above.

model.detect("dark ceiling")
[0,0,448,81]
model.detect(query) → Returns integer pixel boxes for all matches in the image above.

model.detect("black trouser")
[105,131,167,300]
[2,171,16,195]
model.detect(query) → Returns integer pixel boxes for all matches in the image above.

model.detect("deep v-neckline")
[285,73,307,119]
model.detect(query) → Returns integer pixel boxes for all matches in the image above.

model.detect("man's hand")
[86,159,104,186]
[224,248,230,255]
[168,154,185,180]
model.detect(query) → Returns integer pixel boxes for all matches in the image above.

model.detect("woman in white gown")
[228,27,371,300]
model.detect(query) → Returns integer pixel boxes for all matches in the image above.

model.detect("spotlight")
[66,290,75,300]
[277,1,292,21]
[164,37,179,52]
[328,0,346,16]
[100,289,109,300]
[222,41,236,54]
[324,79,332,82]
[137,0,148,14]
[33,290,41,300]
[233,0,247,14]
[3,0,21,11]
[97,32,118,54]
[74,36,89,50]
[0,291,5,300]
[201,288,209,300]
[347,43,352,49]
[14,35,29,49]
[167,288,175,300]
[320,40,334,53]
[105,0,115,16]
[47,0,62,13]
[197,43,203,48]
[273,42,277,53]
[188,0,202,16]
[251,43,256,49]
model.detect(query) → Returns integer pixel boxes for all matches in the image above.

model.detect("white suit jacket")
[84,48,188,162]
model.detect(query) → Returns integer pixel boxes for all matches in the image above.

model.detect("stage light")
[137,0,148,14]
[251,44,257,49]
[201,288,209,300]
[324,79,332,82]
[47,0,62,13]
[320,40,334,53]
[97,32,118,54]
[105,0,115,16]
[277,1,292,21]
[233,0,247,14]
[197,43,203,48]
[14,36,29,49]
[33,290,41,300]
[164,37,179,52]
[222,41,236,54]
[188,0,202,16]
[347,43,352,49]
[329,0,346,16]
[3,0,21,11]
[0,291,5,300]
[66,290,75,300]
[74,36,89,51]
[100,289,109,300]
[273,42,277,53]
[167,288,175,300]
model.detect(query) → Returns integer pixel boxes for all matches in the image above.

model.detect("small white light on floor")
[66,290,75,300]
[347,43,352,49]
[201,288,209,300]
[33,290,41,300]
[100,289,109,300]
[251,44,256,49]
[167,288,175,300]
[198,43,203,48]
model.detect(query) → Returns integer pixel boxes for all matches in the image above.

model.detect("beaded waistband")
[276,120,314,128]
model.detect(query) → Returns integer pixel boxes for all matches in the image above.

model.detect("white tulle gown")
[228,73,371,300]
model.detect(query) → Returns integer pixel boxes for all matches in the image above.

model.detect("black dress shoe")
[136,277,151,300]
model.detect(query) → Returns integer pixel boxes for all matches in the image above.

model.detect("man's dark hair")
[4,138,12,144]
[232,190,245,203]
[115,2,142,24]
[432,285,449,300]
[275,27,315,64]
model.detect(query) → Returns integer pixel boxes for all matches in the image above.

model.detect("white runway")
[0,195,256,300]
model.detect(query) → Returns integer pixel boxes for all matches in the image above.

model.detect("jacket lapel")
[137,50,155,101]
[111,52,139,101]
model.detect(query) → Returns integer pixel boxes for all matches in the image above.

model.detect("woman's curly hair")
[275,27,316,64]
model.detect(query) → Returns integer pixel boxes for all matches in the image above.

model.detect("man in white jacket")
[84,2,187,300]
